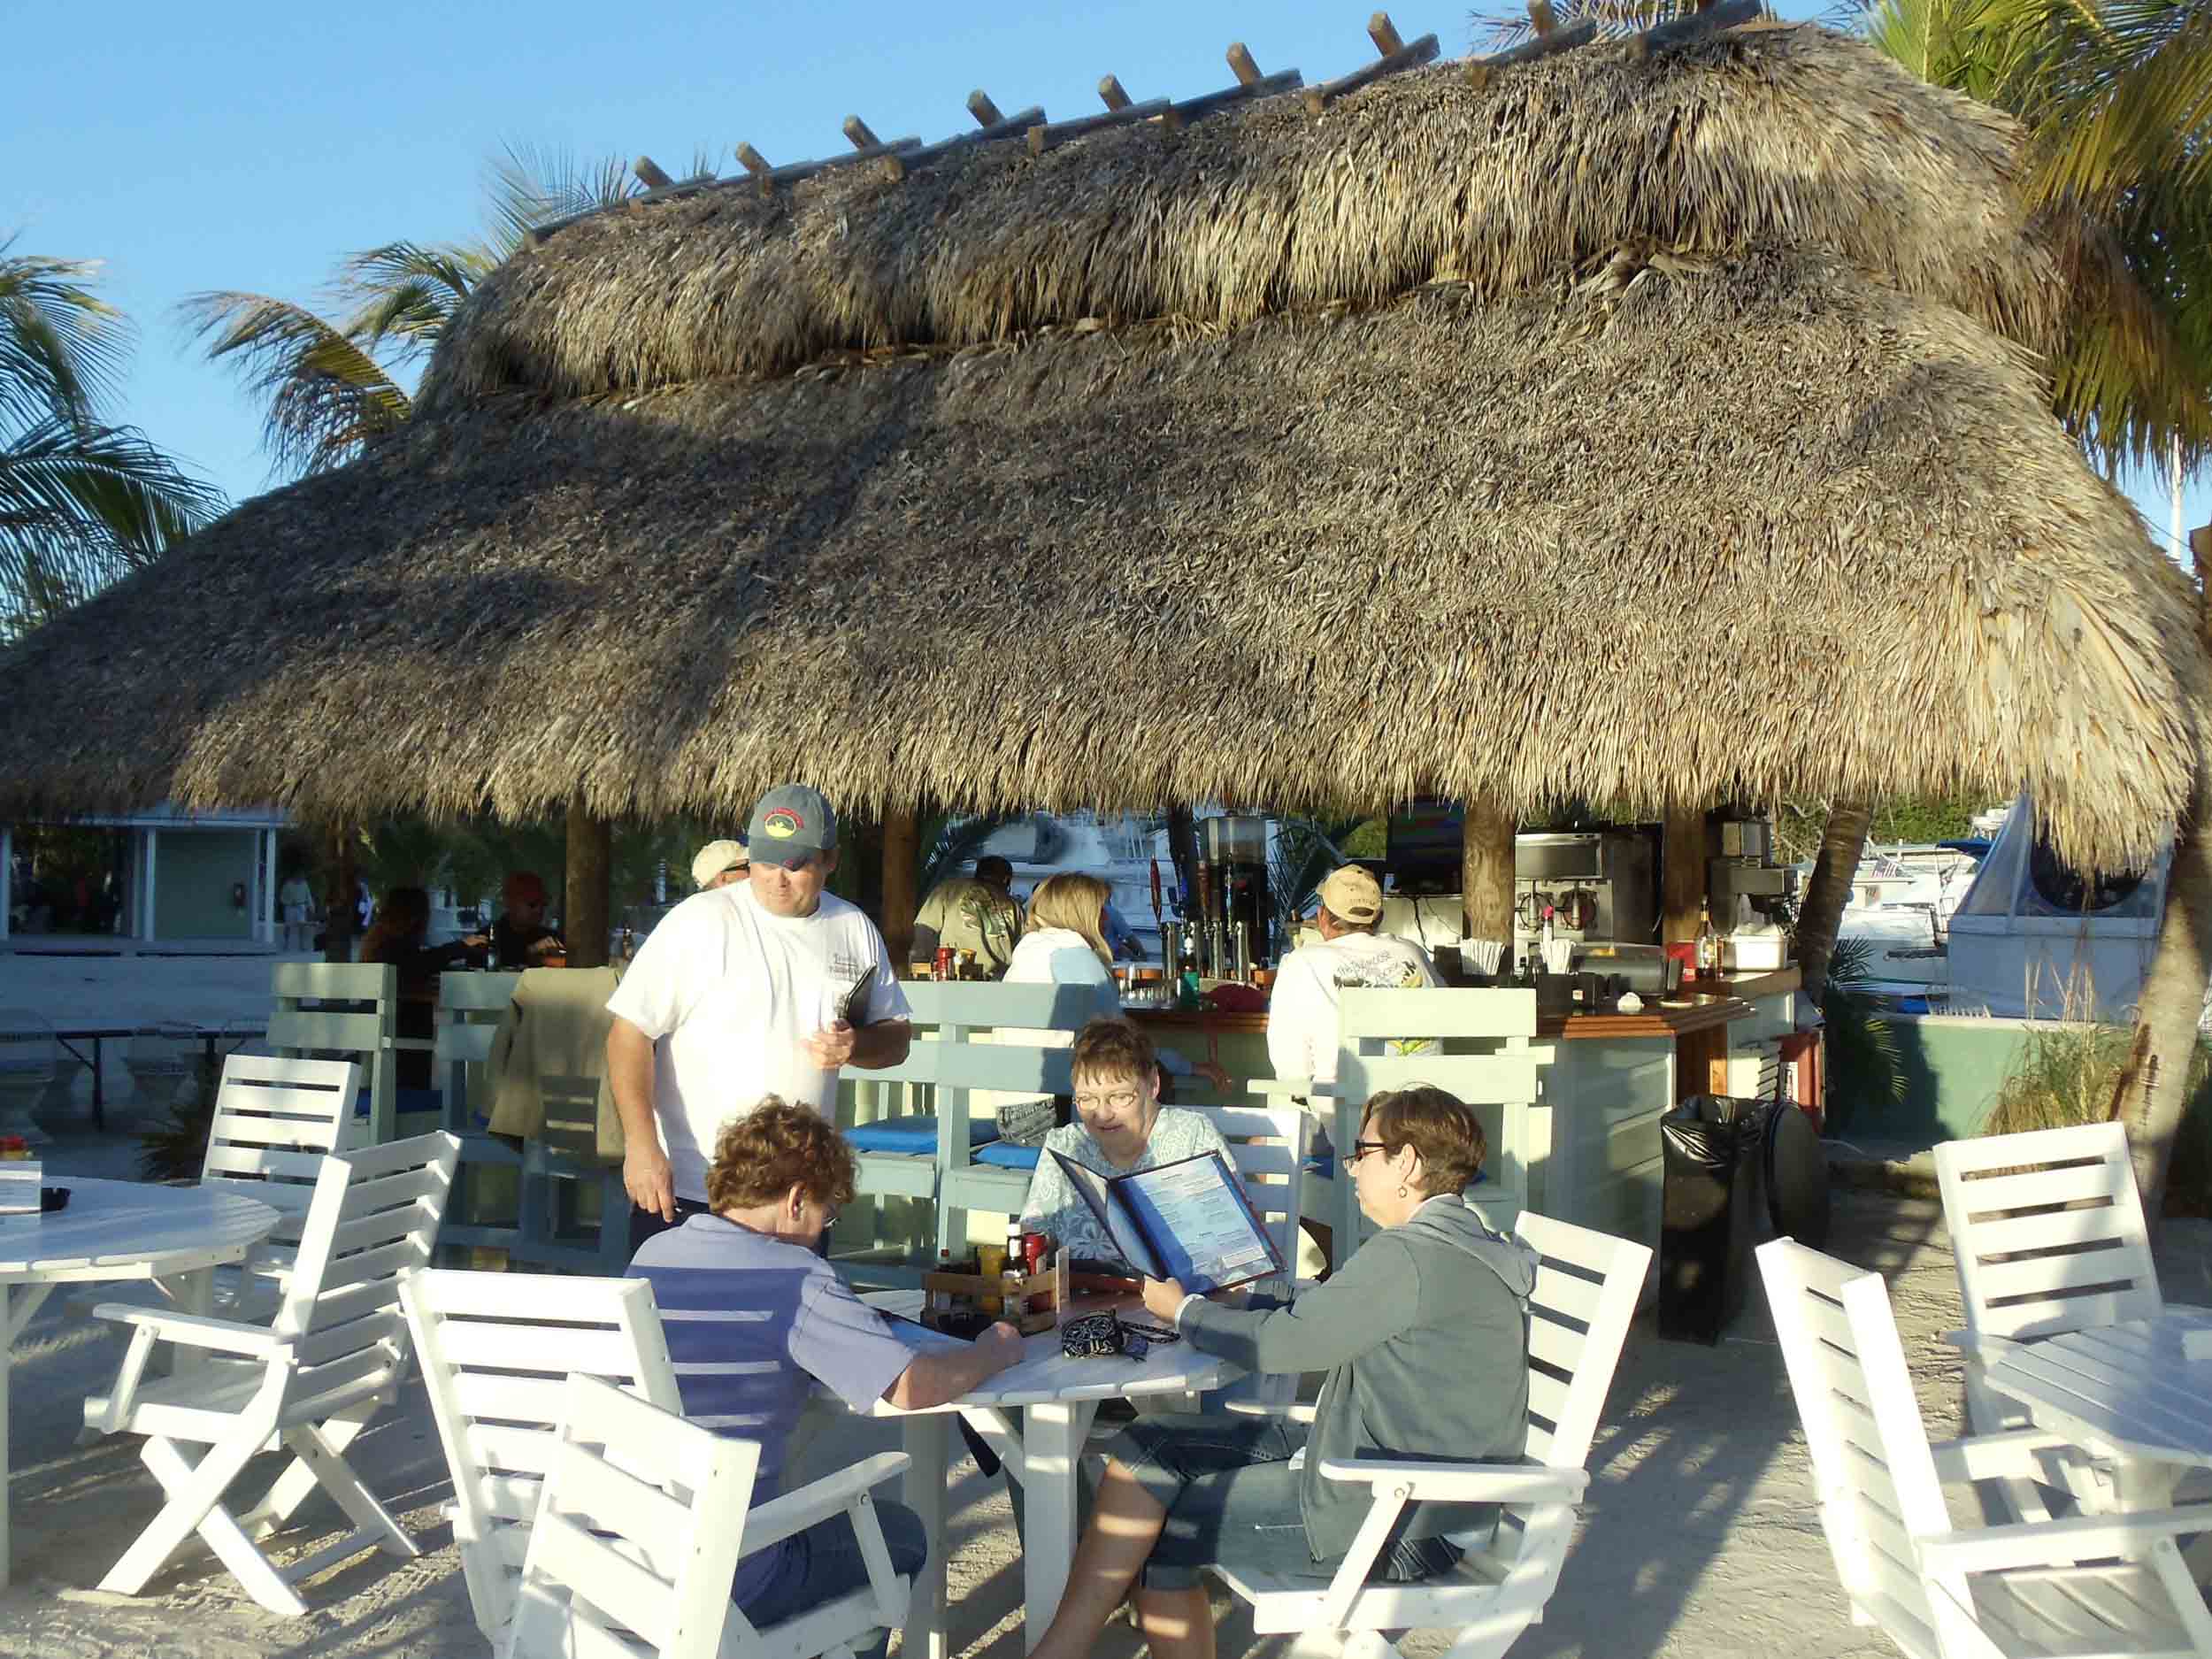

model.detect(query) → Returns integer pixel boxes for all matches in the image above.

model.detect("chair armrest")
[1314,1458,1588,1506]
[90,1304,288,1356]
[1928,1430,2081,1486]
[738,1452,912,1557]
[1916,1508,2211,1575]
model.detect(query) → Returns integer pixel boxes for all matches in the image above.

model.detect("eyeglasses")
[1346,1140,1392,1166]
[1072,1088,1143,1114]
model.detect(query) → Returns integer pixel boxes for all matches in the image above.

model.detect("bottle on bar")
[1695,898,1720,980]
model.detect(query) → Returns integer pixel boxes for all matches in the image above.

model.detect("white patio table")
[864,1291,1242,1656]
[0,1177,278,1588]
[1979,1304,2212,1514]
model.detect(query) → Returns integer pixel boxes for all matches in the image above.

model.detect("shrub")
[1979,1022,2212,1216]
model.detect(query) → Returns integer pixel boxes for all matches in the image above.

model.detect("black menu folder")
[1049,1148,1284,1294]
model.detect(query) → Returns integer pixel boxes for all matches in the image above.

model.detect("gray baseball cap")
[745,784,838,868]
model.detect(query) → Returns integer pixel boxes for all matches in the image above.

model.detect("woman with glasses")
[1014,1016,1236,1270]
[1024,1084,1538,1659]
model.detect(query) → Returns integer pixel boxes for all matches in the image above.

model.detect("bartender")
[490,871,565,968]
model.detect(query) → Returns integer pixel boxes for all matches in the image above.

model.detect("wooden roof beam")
[881,101,1047,180]
[632,156,675,190]
[1626,0,1761,58]
[1303,12,1440,115]
[1467,16,1600,87]
[1028,97,1171,155]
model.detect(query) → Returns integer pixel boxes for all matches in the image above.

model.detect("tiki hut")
[0,20,2201,886]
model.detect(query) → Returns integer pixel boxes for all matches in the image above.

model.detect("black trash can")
[1658,1095,1766,1344]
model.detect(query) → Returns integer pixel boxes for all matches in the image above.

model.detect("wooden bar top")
[1126,1008,1271,1036]
[1537,994,1755,1041]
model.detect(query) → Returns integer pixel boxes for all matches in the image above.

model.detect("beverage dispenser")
[1194,815,1271,979]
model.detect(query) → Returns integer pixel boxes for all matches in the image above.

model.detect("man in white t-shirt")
[607,784,912,1255]
[1265,864,1440,1087]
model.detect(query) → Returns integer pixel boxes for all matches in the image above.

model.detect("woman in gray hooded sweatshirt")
[1026,1085,1537,1659]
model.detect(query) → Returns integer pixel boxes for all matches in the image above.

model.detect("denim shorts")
[735,1500,928,1659]
[1101,1413,1460,1592]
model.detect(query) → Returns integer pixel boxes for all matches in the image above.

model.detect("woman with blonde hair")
[1004,874,1230,1105]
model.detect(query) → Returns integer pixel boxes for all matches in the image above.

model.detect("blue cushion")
[355,1086,444,1119]
[973,1141,1041,1171]
[846,1116,1000,1156]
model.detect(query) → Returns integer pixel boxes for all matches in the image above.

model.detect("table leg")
[902,1415,949,1659]
[152,1268,213,1377]
[0,1283,52,1592]
[1023,1402,1087,1653]
[91,1037,104,1132]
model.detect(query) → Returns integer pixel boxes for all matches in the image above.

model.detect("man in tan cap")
[690,839,749,892]
[1265,864,1440,1087]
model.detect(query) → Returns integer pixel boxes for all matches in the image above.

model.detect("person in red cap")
[490,871,565,970]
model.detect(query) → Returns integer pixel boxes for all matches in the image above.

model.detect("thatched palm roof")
[0,25,2199,870]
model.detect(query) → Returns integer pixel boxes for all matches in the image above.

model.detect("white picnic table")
[1980,1304,2212,1512]
[864,1290,1241,1655]
[0,1177,279,1589]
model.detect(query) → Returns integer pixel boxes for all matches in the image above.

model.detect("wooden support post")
[1226,42,1263,85]
[1098,74,1133,111]
[565,802,613,971]
[967,89,1004,127]
[631,155,673,190]
[882,807,920,973]
[736,142,772,179]
[1369,11,1405,54]
[1661,803,1708,945]
[1528,0,1558,35]
[326,826,357,964]
[1463,802,1517,947]
[842,115,879,150]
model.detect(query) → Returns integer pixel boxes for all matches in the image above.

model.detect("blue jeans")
[735,1500,928,1659]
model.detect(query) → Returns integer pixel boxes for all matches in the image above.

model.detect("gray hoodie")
[1179,1194,1537,1562]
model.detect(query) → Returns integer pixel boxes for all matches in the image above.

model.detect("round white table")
[864,1292,1241,1656]
[0,1178,279,1589]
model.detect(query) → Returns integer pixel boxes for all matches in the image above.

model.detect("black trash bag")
[1658,1095,1766,1344]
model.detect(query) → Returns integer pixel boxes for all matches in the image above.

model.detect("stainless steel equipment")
[1513,830,1658,954]
[1709,815,1788,926]
[1186,815,1271,979]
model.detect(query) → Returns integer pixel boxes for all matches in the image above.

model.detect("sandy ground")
[3,1151,2203,1659]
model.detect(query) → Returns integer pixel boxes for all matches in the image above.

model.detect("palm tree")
[1,246,226,634]
[186,147,700,480]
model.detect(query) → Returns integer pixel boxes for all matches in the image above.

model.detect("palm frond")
[484,142,643,255]
[1473,0,1773,50]
[0,414,225,618]
[0,244,133,432]
[334,242,497,362]
[180,290,411,478]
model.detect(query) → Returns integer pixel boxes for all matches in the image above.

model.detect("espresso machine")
[1708,814,1789,926]
[1511,831,1658,958]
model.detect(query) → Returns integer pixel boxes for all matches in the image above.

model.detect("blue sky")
[6,0,2203,555]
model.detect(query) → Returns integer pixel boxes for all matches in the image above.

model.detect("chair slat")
[1972,1246,2149,1302]
[526,1510,675,1652]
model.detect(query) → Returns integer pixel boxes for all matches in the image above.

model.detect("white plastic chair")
[1209,1212,1649,1659]
[503,1373,914,1659]
[68,1054,359,1328]
[400,1268,685,1638]
[1757,1236,2212,1659]
[83,1131,461,1615]
[1192,1103,1310,1414]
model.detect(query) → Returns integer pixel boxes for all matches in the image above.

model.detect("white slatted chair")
[399,1268,684,1639]
[1334,988,1554,1252]
[431,971,527,1262]
[1933,1123,2162,1435]
[69,1054,359,1328]
[1194,1104,1310,1413]
[503,1373,914,1659]
[842,982,1088,1283]
[1756,1237,2212,1659]
[1210,1212,1649,1659]
[268,960,400,1143]
[83,1131,462,1615]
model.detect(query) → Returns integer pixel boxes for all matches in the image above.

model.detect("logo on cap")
[764,810,804,839]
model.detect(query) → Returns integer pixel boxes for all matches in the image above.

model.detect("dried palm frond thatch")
[419,26,2073,410]
[1,248,2197,871]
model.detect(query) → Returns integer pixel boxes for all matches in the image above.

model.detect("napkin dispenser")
[1571,943,1682,996]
